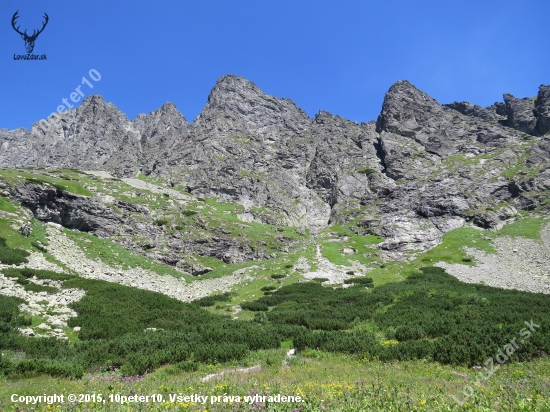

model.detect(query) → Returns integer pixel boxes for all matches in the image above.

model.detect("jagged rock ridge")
[1,75,549,256]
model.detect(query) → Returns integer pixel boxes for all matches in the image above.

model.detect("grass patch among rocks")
[0,169,92,196]
[498,217,548,240]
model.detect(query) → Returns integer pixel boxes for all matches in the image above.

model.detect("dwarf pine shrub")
[344,277,374,285]
[241,301,269,311]
[0,238,30,265]
[260,286,277,291]
[194,292,231,307]
[1,266,549,378]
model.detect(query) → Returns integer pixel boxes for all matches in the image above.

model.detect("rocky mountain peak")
[376,80,444,135]
[195,74,310,135]
[132,101,188,139]
[314,110,338,124]
[200,74,272,117]
[84,94,107,105]
[153,101,183,118]
[206,74,262,101]
[132,102,191,177]
[77,94,124,117]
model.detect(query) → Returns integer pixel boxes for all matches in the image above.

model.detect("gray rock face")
[1,75,549,258]
[502,85,550,136]
[504,93,538,135]
[535,85,550,135]
[0,96,142,176]
[377,80,445,136]
[183,76,331,231]
[134,75,385,232]
[359,80,549,254]
[134,102,189,175]
[11,182,123,235]
[526,136,550,168]
[443,101,505,123]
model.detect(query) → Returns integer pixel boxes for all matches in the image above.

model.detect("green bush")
[311,277,329,283]
[241,301,269,311]
[0,238,30,265]
[175,355,198,372]
[11,315,31,327]
[0,358,84,379]
[2,268,29,285]
[261,286,277,291]
[23,284,59,294]
[153,219,169,226]
[18,268,74,281]
[194,292,232,307]
[395,325,427,341]
[2,268,74,284]
[0,295,23,323]
[0,270,286,379]
[271,274,286,279]
[344,277,374,285]
[0,322,11,333]
[30,241,47,252]
[246,269,550,365]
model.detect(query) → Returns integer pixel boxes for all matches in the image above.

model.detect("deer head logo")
[11,11,49,54]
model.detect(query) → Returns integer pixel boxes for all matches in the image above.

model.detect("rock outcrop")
[535,85,550,135]
[3,179,283,265]
[504,93,538,135]
[10,182,122,235]
[503,85,550,136]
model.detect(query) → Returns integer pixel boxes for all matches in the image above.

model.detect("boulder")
[176,260,212,276]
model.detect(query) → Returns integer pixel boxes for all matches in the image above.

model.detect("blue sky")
[1,0,549,130]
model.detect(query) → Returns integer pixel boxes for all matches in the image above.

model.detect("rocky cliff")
[1,76,549,257]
